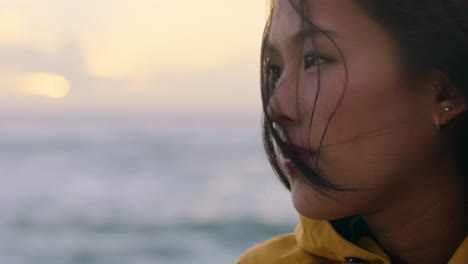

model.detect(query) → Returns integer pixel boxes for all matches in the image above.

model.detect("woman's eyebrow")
[292,26,337,43]
[267,26,337,53]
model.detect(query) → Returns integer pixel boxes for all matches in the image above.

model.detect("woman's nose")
[266,74,300,126]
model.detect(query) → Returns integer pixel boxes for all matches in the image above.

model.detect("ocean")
[0,113,298,264]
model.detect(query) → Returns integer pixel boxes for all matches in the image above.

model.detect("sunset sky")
[0,0,266,115]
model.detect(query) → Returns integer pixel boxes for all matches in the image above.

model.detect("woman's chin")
[290,178,357,220]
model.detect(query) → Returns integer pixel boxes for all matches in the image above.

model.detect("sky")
[0,0,267,115]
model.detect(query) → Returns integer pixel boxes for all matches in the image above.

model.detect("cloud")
[0,9,29,46]
[0,0,64,55]
[78,0,265,79]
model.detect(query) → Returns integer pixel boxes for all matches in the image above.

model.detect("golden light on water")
[19,72,71,99]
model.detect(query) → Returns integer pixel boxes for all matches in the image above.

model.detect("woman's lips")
[282,158,300,174]
[280,149,316,174]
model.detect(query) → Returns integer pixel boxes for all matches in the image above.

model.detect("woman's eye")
[304,53,327,71]
[269,65,282,79]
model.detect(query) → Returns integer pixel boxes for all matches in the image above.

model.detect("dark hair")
[261,0,468,191]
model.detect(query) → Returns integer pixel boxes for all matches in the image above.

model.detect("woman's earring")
[436,104,452,131]
[442,100,453,113]
[432,86,453,130]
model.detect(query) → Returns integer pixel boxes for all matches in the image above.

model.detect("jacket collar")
[295,215,392,263]
[295,215,468,264]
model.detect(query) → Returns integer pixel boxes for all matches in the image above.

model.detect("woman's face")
[267,0,441,219]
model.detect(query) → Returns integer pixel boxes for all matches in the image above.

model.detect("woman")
[237,1,468,263]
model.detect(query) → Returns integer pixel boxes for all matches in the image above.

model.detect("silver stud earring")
[443,106,452,112]
[431,86,438,91]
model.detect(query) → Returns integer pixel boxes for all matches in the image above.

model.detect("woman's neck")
[362,156,467,264]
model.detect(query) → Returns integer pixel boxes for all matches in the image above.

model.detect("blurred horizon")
[0,114,297,264]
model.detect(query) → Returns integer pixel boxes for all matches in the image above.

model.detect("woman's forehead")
[268,0,377,47]
[269,0,303,42]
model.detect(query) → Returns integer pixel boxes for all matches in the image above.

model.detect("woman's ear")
[431,72,467,130]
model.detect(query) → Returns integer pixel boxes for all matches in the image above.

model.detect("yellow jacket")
[237,215,468,264]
